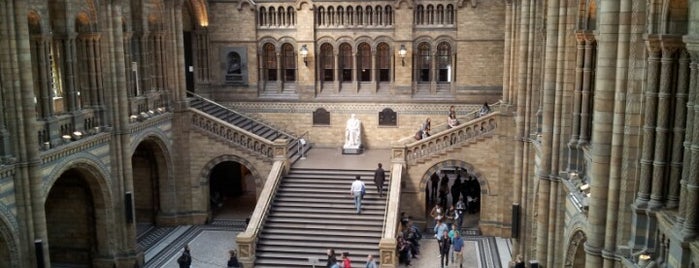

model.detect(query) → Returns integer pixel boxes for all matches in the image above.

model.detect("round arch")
[131,133,174,225]
[418,159,490,194]
[43,161,115,265]
[564,229,587,267]
[199,155,263,194]
[0,203,20,267]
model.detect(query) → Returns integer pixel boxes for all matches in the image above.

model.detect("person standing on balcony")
[373,163,386,198]
[350,176,366,214]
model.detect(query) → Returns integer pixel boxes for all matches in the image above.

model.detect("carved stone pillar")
[678,52,698,224]
[62,34,78,112]
[276,51,282,92]
[649,41,679,208]
[668,49,689,208]
[681,65,699,237]
[637,40,661,206]
[31,34,53,118]
[578,34,595,145]
[568,33,585,171]
[194,28,210,84]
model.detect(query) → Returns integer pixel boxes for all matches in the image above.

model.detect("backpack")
[360,183,366,197]
[415,130,422,140]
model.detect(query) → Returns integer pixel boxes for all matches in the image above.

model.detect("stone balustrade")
[398,112,498,164]
[379,162,404,268]
[236,159,287,267]
[191,109,276,159]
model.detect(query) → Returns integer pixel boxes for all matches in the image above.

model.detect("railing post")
[274,138,289,171]
[391,142,407,165]
[378,238,398,268]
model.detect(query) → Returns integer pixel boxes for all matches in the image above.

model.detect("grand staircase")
[254,168,389,267]
[188,95,309,162]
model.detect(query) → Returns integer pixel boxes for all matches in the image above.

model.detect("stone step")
[272,196,387,205]
[268,212,384,221]
[259,234,379,244]
[261,227,382,237]
[265,216,384,227]
[262,222,384,234]
[271,206,386,216]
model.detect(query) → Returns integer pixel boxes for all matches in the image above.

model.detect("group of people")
[415,102,491,141]
[434,219,467,268]
[325,249,377,268]
[396,213,423,266]
[350,163,386,214]
[427,170,481,224]
[176,245,242,268]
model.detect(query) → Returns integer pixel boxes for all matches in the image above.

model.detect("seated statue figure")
[344,114,362,148]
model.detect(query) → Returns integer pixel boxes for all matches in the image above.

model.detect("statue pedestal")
[342,145,363,155]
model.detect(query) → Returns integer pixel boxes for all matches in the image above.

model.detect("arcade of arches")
[0,0,698,267]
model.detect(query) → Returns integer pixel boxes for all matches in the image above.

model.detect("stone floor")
[142,148,513,268]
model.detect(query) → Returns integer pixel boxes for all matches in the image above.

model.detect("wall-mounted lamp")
[300,44,309,66]
[398,44,407,66]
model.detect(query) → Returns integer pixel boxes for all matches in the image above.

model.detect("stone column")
[371,49,377,92]
[430,50,436,93]
[567,33,585,171]
[502,0,513,104]
[649,41,679,208]
[194,28,210,84]
[123,32,134,97]
[667,50,689,209]
[62,33,78,112]
[636,40,661,206]
[681,68,699,237]
[31,34,53,118]
[578,34,595,146]
[334,52,340,93]
[276,51,282,92]
[678,52,698,224]
[585,1,621,267]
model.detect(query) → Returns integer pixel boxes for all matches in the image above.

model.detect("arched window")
[376,6,383,25]
[416,5,424,25]
[357,6,363,25]
[338,7,344,25]
[339,43,353,82]
[328,7,335,25]
[358,43,371,81]
[321,43,334,81]
[268,7,275,26]
[437,42,451,83]
[263,43,277,81]
[366,6,372,25]
[318,7,325,26]
[282,43,296,82]
[437,5,444,24]
[347,6,354,25]
[278,6,284,26]
[385,6,393,25]
[377,42,390,82]
[446,5,455,24]
[287,7,295,26]
[259,7,266,26]
[417,42,431,82]
[427,5,434,24]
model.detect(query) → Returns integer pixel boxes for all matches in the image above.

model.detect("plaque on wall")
[313,108,330,125]
[221,47,248,85]
[378,108,397,126]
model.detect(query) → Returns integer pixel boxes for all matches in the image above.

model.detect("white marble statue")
[344,114,362,148]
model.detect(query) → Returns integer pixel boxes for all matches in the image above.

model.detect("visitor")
[350,176,366,214]
[373,163,385,198]
[227,250,241,268]
[453,231,465,268]
[438,231,451,268]
[477,102,491,117]
[365,254,377,268]
[177,245,192,268]
[326,248,338,268]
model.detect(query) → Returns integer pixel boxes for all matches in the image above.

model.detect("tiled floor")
[142,148,512,268]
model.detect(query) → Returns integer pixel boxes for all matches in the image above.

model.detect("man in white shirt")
[350,175,366,214]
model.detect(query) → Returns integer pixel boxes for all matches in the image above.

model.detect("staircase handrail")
[236,160,287,267]
[396,100,502,145]
[190,109,275,159]
[403,112,499,164]
[378,162,404,267]
[186,90,298,139]
[288,131,310,159]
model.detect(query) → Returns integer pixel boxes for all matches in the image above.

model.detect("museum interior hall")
[0,0,699,267]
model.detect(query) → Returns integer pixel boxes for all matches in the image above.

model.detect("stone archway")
[564,230,587,268]
[44,166,112,267]
[201,155,262,221]
[0,204,20,267]
[132,137,170,226]
[418,160,490,232]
